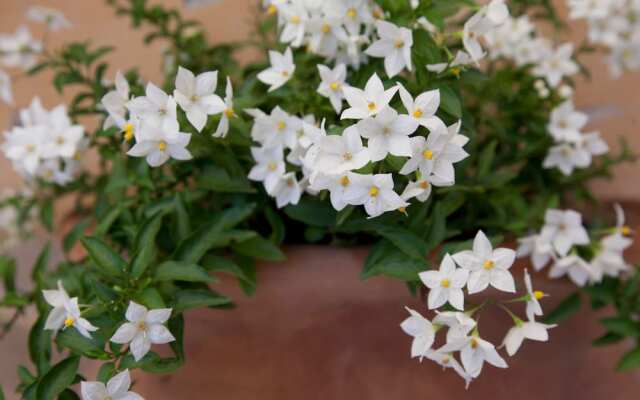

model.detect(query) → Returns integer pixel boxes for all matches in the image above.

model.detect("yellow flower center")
[277,120,286,130]
[621,226,632,236]
[440,278,450,288]
[268,162,278,171]
[26,144,35,153]
[534,290,545,300]
[347,8,357,18]
[413,109,423,118]
[73,152,81,161]
[419,181,429,190]
[329,82,340,91]
[64,317,75,327]
[137,321,147,331]
[451,67,461,77]
[422,149,433,160]
[158,141,167,151]
[56,136,66,145]
[322,24,331,33]
[394,39,405,49]
[470,338,478,349]
[290,15,301,24]
[369,186,380,197]
[287,178,295,187]
[442,356,450,364]
[398,207,407,214]
[281,70,290,77]
[123,123,134,142]
[483,260,495,270]
[267,4,277,15]
[224,108,235,118]
[367,102,376,111]
[340,175,350,186]
[373,8,383,19]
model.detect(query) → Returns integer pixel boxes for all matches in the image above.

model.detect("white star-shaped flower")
[502,318,556,356]
[343,173,407,218]
[42,281,98,339]
[309,125,370,176]
[549,255,594,286]
[127,83,177,128]
[356,106,418,161]
[174,66,225,132]
[432,311,477,344]
[439,335,507,378]
[271,172,302,208]
[126,119,192,167]
[101,71,130,130]
[516,234,554,271]
[400,307,435,360]
[523,269,547,320]
[365,20,413,77]
[213,77,236,138]
[317,63,347,114]
[540,209,590,256]
[533,43,579,87]
[452,230,516,294]
[111,301,175,362]
[341,73,399,120]
[547,100,587,142]
[397,84,445,132]
[248,145,286,194]
[257,47,296,92]
[81,370,143,400]
[26,6,71,31]
[419,254,469,310]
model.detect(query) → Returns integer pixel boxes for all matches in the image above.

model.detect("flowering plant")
[0,0,638,398]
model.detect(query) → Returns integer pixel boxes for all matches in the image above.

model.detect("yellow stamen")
[621,226,632,236]
[451,67,461,77]
[367,102,376,111]
[26,144,35,153]
[321,24,331,33]
[73,152,81,161]
[470,338,478,349]
[483,260,495,270]
[268,162,278,171]
[287,178,295,187]
[441,278,450,288]
[56,136,66,145]
[373,8,383,19]
[137,321,146,331]
[369,186,380,197]
[64,317,75,327]
[123,123,134,142]
[340,175,350,186]
[224,108,235,118]
[419,181,429,190]
[346,8,357,18]
[290,15,301,24]
[413,109,423,118]
[281,70,290,77]
[398,207,407,214]
[329,82,340,91]
[267,4,277,15]
[158,141,167,151]
[422,149,433,160]
[534,290,545,300]
[277,120,286,130]
[394,39,404,49]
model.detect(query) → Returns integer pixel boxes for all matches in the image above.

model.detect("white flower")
[252,106,300,149]
[422,350,473,388]
[279,3,309,47]
[343,173,407,218]
[547,100,588,142]
[452,230,516,294]
[523,269,546,320]
[502,319,555,356]
[540,209,590,256]
[111,301,175,362]
[356,107,418,161]
[214,77,236,138]
[248,146,286,194]
[257,47,295,92]
[397,84,445,132]
[462,11,492,63]
[419,254,469,310]
[127,119,192,167]
[399,126,469,181]
[341,73,399,120]
[0,26,42,70]
[41,106,86,159]
[516,234,554,271]
[400,307,435,360]
[317,63,347,114]
[309,172,353,211]
[81,370,143,400]
[487,0,510,25]
[309,125,370,175]
[427,50,473,73]
[532,43,579,87]
[567,0,614,19]
[174,66,225,132]
[543,142,590,176]
[0,70,13,104]
[127,83,177,128]
[42,281,98,339]
[101,71,131,130]
[432,311,476,344]
[2,125,48,174]
[365,20,413,77]
[401,176,452,203]
[614,203,634,237]
[549,255,593,286]
[439,335,507,378]
[26,6,72,31]
[271,172,302,208]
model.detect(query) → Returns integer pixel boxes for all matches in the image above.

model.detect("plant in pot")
[0,0,638,398]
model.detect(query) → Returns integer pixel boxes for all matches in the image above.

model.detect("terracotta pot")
[133,245,639,399]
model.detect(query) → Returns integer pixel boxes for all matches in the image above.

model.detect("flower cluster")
[401,230,555,387]
[248,72,469,217]
[102,66,235,167]
[542,99,609,175]
[517,206,635,286]
[81,370,143,400]
[263,0,383,69]
[568,0,640,77]
[1,98,88,185]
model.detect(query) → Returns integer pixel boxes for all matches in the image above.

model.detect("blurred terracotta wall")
[0,0,638,199]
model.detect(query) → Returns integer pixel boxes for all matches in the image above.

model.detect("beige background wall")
[0,0,638,199]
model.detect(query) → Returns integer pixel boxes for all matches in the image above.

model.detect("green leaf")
[617,346,640,371]
[155,261,215,283]
[362,240,426,281]
[424,202,446,253]
[96,362,116,382]
[232,236,285,261]
[55,328,109,359]
[31,243,51,287]
[35,356,80,400]
[136,287,166,309]
[173,289,233,313]
[593,332,624,347]
[543,292,581,324]
[0,256,16,292]
[94,206,122,236]
[63,218,91,253]
[284,198,337,227]
[39,201,53,231]
[376,226,428,261]
[435,84,462,118]
[81,237,127,277]
[28,317,51,375]
[197,165,255,193]
[130,241,156,280]
[173,193,190,242]
[134,212,163,252]
[600,317,640,337]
